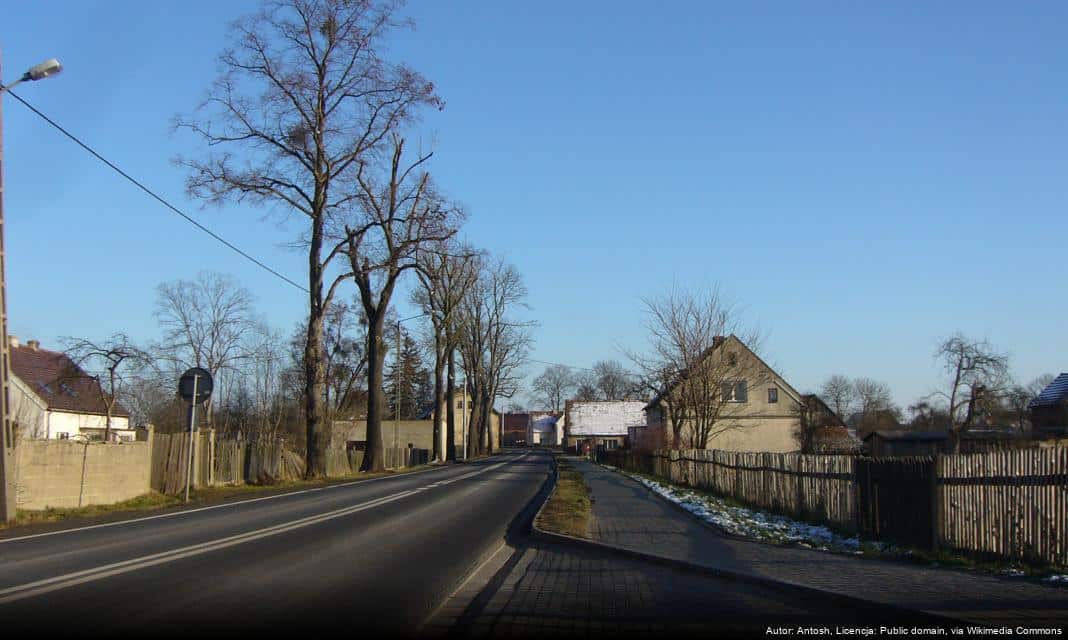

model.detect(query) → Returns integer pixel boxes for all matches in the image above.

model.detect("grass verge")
[535,457,592,538]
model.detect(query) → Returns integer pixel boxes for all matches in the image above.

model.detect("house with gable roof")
[7,337,134,442]
[1029,373,1068,437]
[642,335,848,453]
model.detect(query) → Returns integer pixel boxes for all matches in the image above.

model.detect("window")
[721,380,749,402]
[735,380,748,402]
[57,432,70,440]
[768,388,779,403]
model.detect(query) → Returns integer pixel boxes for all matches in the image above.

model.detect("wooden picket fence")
[645,449,857,532]
[939,448,1068,567]
[151,432,213,495]
[605,447,1068,568]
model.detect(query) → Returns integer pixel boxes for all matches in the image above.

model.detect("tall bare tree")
[531,364,574,412]
[154,271,256,424]
[177,0,441,477]
[631,285,767,449]
[340,136,461,471]
[457,256,533,457]
[413,241,477,461]
[932,333,1009,452]
[63,334,151,442]
[572,370,600,402]
[592,360,633,400]
[851,377,898,430]
[819,374,855,423]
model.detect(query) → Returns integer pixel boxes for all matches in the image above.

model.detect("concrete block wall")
[15,440,153,510]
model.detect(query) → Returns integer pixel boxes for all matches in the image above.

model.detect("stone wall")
[15,439,152,510]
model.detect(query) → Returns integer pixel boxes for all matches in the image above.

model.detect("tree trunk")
[361,313,388,472]
[467,382,482,458]
[445,348,456,461]
[304,221,327,479]
[431,334,445,462]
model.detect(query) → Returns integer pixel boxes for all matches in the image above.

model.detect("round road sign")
[178,367,214,404]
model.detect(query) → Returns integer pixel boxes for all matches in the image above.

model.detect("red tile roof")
[9,344,130,418]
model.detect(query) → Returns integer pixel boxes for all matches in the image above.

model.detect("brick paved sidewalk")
[572,457,1068,627]
[444,540,921,639]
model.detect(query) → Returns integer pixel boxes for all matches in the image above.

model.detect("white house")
[529,412,561,446]
[8,337,135,442]
[563,400,646,453]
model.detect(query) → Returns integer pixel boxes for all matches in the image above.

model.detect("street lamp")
[0,55,64,522]
[393,313,427,467]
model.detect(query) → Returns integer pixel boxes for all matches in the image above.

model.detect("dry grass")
[13,492,181,526]
[536,458,592,538]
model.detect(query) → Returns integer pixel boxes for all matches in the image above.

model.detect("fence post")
[931,454,941,552]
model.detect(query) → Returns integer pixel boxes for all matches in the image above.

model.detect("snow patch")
[625,472,868,553]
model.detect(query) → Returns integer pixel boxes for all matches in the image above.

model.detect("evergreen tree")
[385,330,430,419]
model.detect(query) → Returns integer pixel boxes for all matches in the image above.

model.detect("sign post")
[178,367,213,503]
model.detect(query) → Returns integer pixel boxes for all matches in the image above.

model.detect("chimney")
[7,336,18,348]
[712,335,725,348]
[26,340,40,351]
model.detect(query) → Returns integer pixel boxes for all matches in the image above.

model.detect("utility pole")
[461,377,467,460]
[0,52,14,523]
[0,54,63,522]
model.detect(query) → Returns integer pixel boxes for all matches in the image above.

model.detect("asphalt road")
[0,449,552,637]
[0,449,982,638]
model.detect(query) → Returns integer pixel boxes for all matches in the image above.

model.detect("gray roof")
[1029,373,1068,408]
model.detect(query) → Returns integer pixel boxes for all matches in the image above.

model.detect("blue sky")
[2,1,1065,410]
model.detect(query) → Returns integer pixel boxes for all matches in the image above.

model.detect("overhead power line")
[5,90,309,293]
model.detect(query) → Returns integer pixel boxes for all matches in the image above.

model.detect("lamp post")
[393,313,427,465]
[0,54,63,522]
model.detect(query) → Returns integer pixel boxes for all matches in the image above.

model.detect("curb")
[531,461,968,627]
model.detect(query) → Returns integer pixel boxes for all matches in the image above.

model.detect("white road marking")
[0,454,528,604]
[0,455,507,545]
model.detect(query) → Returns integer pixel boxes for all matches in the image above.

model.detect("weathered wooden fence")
[154,432,431,494]
[605,447,1068,567]
[940,448,1067,567]
[645,449,857,532]
[151,432,213,495]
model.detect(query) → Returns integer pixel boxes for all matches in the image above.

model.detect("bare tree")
[819,374,855,423]
[572,370,600,402]
[63,334,151,442]
[851,377,899,430]
[457,256,533,457]
[154,271,256,425]
[931,333,1010,452]
[631,285,767,449]
[340,137,462,471]
[1028,373,1056,399]
[413,241,478,461]
[592,360,633,400]
[177,0,442,478]
[531,364,574,413]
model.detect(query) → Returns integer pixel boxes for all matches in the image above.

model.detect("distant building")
[1029,373,1068,437]
[564,400,646,453]
[7,337,134,442]
[502,413,530,446]
[863,430,950,457]
[529,412,561,446]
